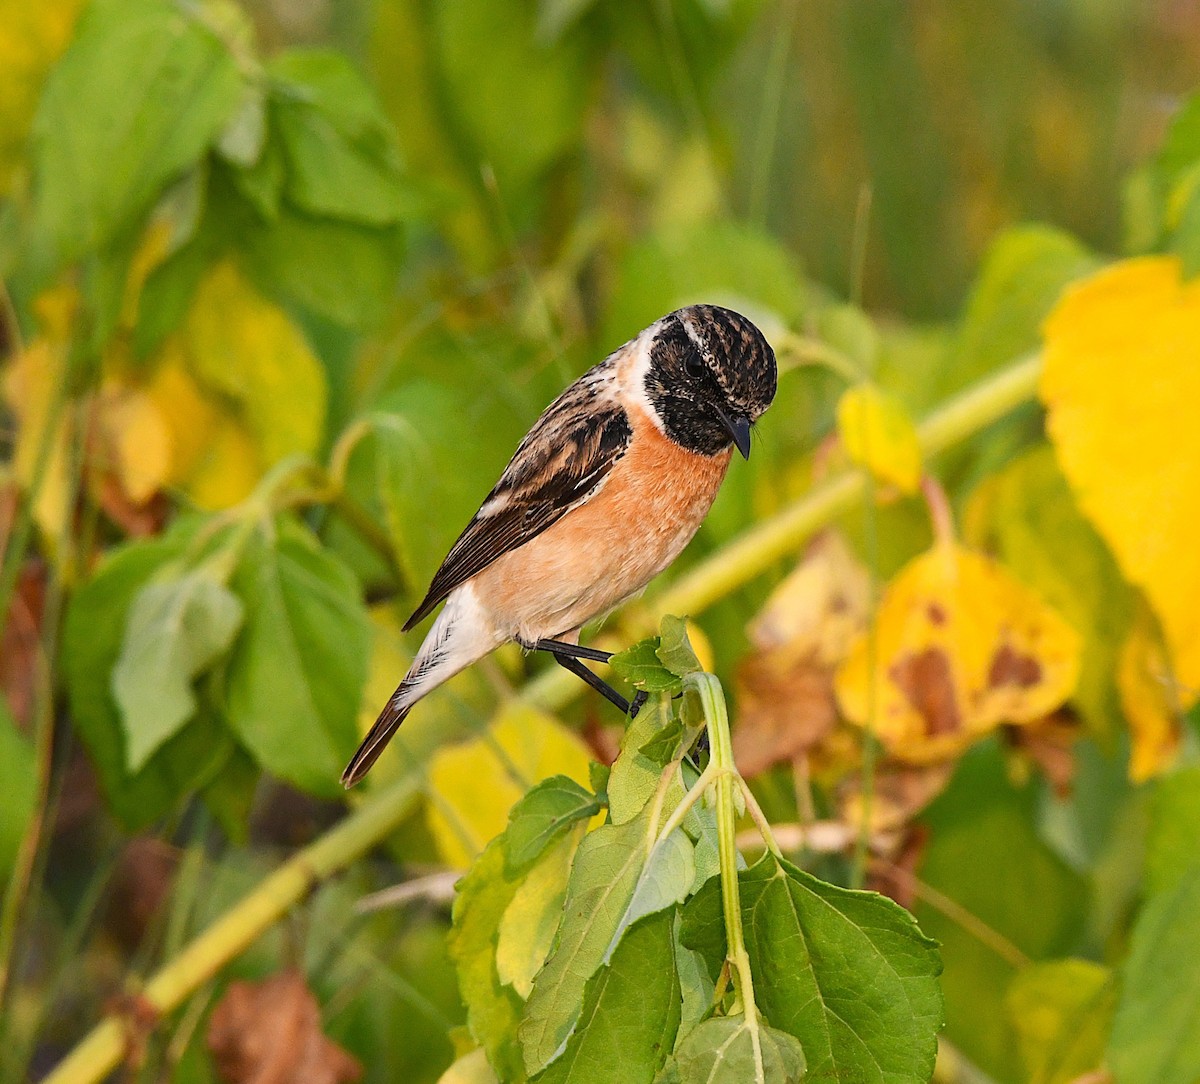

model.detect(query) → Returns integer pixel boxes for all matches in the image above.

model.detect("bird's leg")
[534,641,649,718]
[548,652,631,714]
[532,638,613,663]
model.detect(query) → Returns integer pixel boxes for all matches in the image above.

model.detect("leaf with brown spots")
[207,970,362,1084]
[835,542,1081,762]
[733,533,869,776]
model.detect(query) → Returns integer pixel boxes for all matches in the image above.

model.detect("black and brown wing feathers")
[403,377,632,631]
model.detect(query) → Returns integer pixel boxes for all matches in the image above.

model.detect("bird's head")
[642,304,778,459]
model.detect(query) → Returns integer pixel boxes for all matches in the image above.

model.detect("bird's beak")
[716,405,752,459]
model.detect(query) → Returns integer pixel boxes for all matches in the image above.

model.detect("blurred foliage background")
[2,0,1200,1081]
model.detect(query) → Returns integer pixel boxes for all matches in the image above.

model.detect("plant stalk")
[688,672,767,1080]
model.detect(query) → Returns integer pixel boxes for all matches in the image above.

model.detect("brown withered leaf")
[1002,710,1082,797]
[734,533,869,776]
[207,970,362,1084]
[867,824,930,911]
[839,761,954,837]
[1,556,44,729]
[733,647,838,776]
[106,836,179,951]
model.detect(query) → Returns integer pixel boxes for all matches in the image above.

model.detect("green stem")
[688,673,765,1079]
[736,777,781,859]
[43,351,1043,1084]
[652,759,717,850]
[851,468,880,890]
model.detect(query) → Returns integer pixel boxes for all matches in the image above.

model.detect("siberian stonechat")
[342,304,776,786]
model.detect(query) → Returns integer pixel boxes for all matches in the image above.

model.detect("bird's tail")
[341,586,502,787]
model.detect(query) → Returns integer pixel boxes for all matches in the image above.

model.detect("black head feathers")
[645,304,778,457]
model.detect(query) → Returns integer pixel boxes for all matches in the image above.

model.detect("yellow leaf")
[836,383,922,494]
[115,260,329,509]
[683,618,715,674]
[835,543,1081,762]
[183,415,261,510]
[1041,256,1200,694]
[1118,607,1195,783]
[96,383,172,503]
[145,347,222,485]
[435,1049,498,1084]
[495,826,581,998]
[184,261,326,465]
[425,703,594,869]
[747,532,870,661]
[0,286,80,542]
[0,0,83,195]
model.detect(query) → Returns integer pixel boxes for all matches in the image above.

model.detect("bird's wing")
[403,374,632,631]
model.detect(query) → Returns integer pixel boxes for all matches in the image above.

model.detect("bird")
[341,304,777,787]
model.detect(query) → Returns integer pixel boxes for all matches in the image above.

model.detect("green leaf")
[0,703,36,878]
[226,130,286,222]
[607,695,684,825]
[681,855,944,1084]
[536,0,598,42]
[506,775,601,873]
[111,570,243,771]
[200,745,260,844]
[226,519,370,796]
[269,49,420,226]
[916,743,1088,1080]
[1005,959,1116,1084]
[655,616,701,678]
[240,206,404,328]
[639,720,685,764]
[610,639,681,694]
[665,1016,805,1084]
[603,221,806,351]
[534,909,681,1084]
[1109,865,1200,1084]
[675,932,715,1042]
[953,225,1098,394]
[520,811,694,1075]
[216,81,268,167]
[498,827,581,1000]
[434,0,590,196]
[32,0,242,264]
[589,761,610,798]
[449,834,528,1083]
[132,220,217,360]
[1146,765,1200,898]
[62,529,236,829]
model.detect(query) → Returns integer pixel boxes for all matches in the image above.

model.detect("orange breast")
[473,406,731,642]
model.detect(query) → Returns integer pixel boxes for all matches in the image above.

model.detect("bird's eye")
[684,353,706,379]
